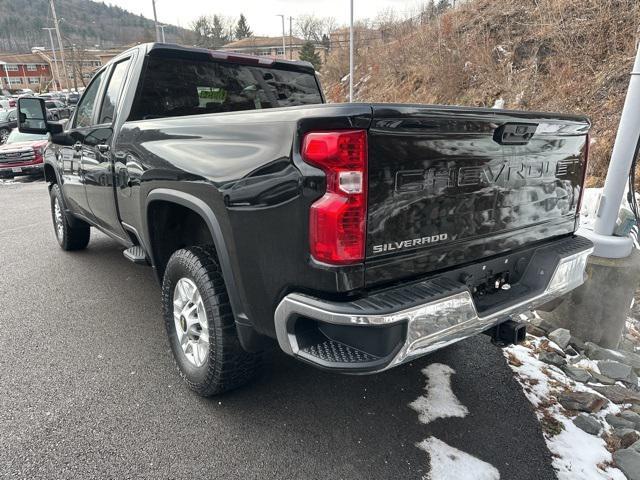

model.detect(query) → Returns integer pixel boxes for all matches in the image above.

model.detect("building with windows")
[0,53,53,91]
[220,36,310,60]
[0,46,130,93]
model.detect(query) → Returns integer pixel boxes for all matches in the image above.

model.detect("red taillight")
[9,99,15,108]
[302,130,367,265]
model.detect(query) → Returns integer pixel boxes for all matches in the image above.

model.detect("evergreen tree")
[211,15,230,48]
[235,14,252,40]
[299,41,322,70]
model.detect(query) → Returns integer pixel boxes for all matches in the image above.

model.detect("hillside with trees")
[0,0,190,52]
[322,0,640,186]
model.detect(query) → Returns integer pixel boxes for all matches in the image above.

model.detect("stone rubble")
[523,315,640,478]
[573,413,602,435]
[548,328,571,350]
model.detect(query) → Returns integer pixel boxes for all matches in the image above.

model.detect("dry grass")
[323,0,640,186]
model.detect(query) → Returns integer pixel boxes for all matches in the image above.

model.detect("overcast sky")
[106,0,425,36]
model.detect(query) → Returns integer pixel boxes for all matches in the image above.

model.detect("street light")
[151,0,161,42]
[0,62,10,94]
[159,25,167,43]
[349,0,354,102]
[276,14,286,58]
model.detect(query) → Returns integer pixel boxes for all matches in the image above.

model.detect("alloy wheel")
[53,197,64,241]
[173,278,209,367]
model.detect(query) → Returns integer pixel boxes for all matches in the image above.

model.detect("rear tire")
[162,246,262,396]
[0,128,8,144]
[50,184,90,250]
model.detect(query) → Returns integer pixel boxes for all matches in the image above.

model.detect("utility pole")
[289,16,293,60]
[43,27,61,92]
[349,0,354,102]
[151,0,161,42]
[277,14,286,58]
[49,0,69,91]
[159,25,167,43]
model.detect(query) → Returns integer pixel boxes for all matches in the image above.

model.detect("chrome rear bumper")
[274,236,593,373]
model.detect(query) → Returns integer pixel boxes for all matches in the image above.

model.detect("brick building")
[0,53,53,91]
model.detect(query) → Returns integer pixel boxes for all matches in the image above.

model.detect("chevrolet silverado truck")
[17,43,593,396]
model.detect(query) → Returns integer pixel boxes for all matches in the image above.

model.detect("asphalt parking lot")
[0,180,559,480]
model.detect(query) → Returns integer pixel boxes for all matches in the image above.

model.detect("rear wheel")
[50,184,90,250]
[0,128,9,144]
[162,246,261,396]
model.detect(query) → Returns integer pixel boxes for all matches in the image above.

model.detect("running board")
[123,246,149,265]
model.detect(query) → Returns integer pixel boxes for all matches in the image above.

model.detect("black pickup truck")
[18,43,593,396]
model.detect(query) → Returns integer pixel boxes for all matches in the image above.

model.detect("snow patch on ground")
[505,341,626,480]
[409,363,469,424]
[417,437,500,480]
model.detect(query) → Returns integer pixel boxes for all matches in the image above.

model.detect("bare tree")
[295,15,336,43]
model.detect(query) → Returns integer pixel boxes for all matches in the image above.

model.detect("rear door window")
[99,58,132,124]
[130,55,322,121]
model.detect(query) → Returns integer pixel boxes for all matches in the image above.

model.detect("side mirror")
[17,97,48,134]
[18,97,64,135]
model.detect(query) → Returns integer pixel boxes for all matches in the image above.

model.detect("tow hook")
[485,318,527,346]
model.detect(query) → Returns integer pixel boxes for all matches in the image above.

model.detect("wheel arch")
[144,189,246,326]
[43,161,58,185]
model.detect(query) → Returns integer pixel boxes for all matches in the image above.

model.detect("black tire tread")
[50,184,90,251]
[162,245,261,396]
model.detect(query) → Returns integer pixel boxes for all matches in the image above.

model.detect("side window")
[74,70,105,129]
[99,58,131,124]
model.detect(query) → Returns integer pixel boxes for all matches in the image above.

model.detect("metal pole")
[2,64,10,94]
[349,0,354,102]
[594,45,640,238]
[159,25,166,43]
[43,27,61,91]
[277,15,286,58]
[71,44,78,92]
[577,43,640,259]
[289,16,293,60]
[49,0,69,90]
[151,0,161,42]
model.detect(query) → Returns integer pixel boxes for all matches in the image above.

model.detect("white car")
[0,96,11,110]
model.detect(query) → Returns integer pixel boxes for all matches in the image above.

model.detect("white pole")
[349,0,354,102]
[159,25,166,43]
[594,44,640,238]
[2,64,10,94]
[277,15,286,58]
[43,27,61,92]
[151,0,161,42]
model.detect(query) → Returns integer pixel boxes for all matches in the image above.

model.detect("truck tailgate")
[365,104,590,287]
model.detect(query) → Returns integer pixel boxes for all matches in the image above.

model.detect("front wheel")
[50,184,90,250]
[162,246,262,396]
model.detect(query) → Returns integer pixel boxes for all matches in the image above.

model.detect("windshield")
[45,102,56,108]
[6,130,48,144]
[130,55,322,121]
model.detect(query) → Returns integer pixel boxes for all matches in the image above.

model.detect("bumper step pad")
[123,246,148,265]
[301,339,379,364]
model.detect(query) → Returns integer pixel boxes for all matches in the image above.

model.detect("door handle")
[73,141,82,152]
[97,144,110,154]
